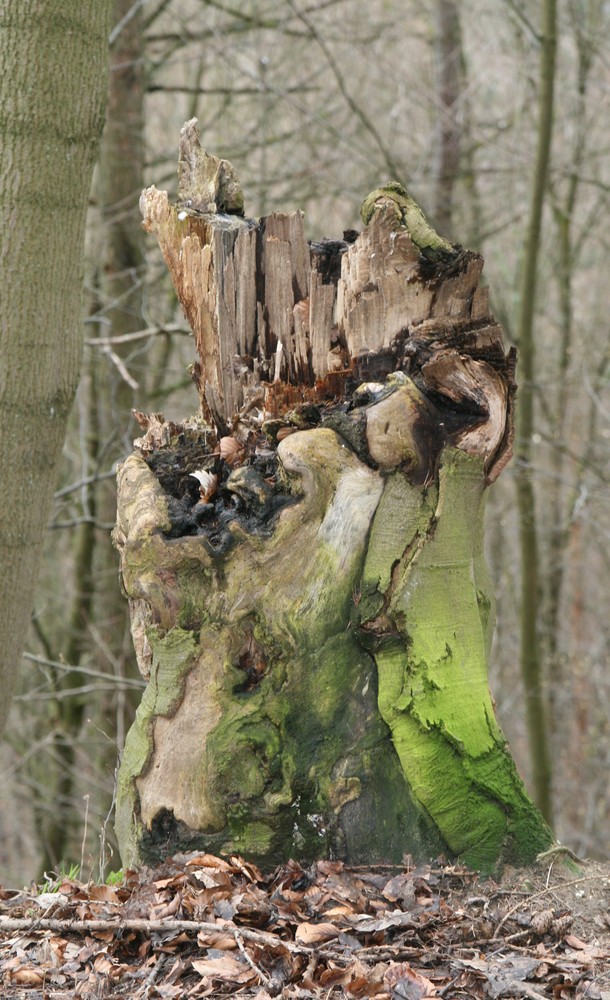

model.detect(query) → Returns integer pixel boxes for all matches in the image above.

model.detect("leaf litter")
[0,854,608,999]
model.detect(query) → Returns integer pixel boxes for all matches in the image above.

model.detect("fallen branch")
[234,930,273,986]
[0,915,314,955]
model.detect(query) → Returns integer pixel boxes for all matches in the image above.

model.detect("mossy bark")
[360,449,550,870]
[115,435,444,868]
[114,121,552,872]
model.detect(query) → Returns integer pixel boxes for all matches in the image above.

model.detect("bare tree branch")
[286,0,403,180]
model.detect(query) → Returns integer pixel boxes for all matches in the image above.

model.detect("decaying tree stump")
[113,119,552,872]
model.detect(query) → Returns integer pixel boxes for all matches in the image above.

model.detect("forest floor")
[0,851,608,999]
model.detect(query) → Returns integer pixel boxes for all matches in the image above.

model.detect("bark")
[28,0,145,874]
[0,1,111,740]
[113,121,552,872]
[515,0,557,825]
[93,0,147,860]
[546,2,598,769]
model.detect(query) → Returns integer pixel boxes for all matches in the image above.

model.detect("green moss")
[177,601,441,865]
[146,628,198,715]
[211,717,282,801]
[224,821,274,856]
[362,449,552,871]
[360,183,455,261]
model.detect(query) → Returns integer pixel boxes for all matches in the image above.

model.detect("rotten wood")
[139,118,514,484]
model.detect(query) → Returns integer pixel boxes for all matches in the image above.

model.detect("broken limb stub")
[113,119,552,872]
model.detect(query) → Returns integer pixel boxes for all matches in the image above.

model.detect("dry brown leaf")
[11,967,45,986]
[295,920,341,944]
[93,952,130,981]
[276,426,297,441]
[151,892,182,919]
[384,961,438,1000]
[191,954,255,983]
[218,436,245,466]
[227,855,264,882]
[88,884,122,904]
[1,855,608,1000]
[348,975,393,999]
[190,868,224,889]
[349,910,418,934]
[325,904,357,918]
[190,469,218,502]
[154,985,185,998]
[152,876,177,889]
[382,873,416,906]
[317,860,345,876]
[49,940,69,967]
[563,934,608,960]
[196,929,237,950]
[319,962,353,986]
[564,933,589,950]
[186,853,234,870]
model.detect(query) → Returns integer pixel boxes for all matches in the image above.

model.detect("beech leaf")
[295,920,341,944]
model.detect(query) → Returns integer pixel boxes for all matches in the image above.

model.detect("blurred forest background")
[1,0,608,884]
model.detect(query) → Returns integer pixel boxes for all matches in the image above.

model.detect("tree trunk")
[0,0,111,740]
[433,0,463,238]
[515,0,557,826]
[32,0,147,876]
[113,120,552,872]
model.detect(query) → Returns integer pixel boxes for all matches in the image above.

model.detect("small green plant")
[40,862,81,893]
[105,869,124,886]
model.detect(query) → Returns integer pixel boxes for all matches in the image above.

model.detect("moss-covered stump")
[113,120,552,872]
[114,429,447,868]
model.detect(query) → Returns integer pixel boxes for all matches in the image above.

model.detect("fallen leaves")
[295,920,341,944]
[191,953,257,984]
[384,961,437,1000]
[0,855,608,998]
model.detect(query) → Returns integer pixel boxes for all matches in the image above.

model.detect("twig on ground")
[0,916,298,955]
[491,874,600,940]
[234,929,273,987]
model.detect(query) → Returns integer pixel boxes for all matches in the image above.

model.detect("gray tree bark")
[515,0,557,825]
[31,0,146,874]
[0,1,111,739]
[433,0,463,238]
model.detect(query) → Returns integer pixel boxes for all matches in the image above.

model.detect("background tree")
[0,2,111,743]
[542,0,610,838]
[432,0,464,238]
[514,0,557,826]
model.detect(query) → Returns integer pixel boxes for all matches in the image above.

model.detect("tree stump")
[113,120,552,872]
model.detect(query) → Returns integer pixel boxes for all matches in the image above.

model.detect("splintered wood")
[139,118,515,481]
